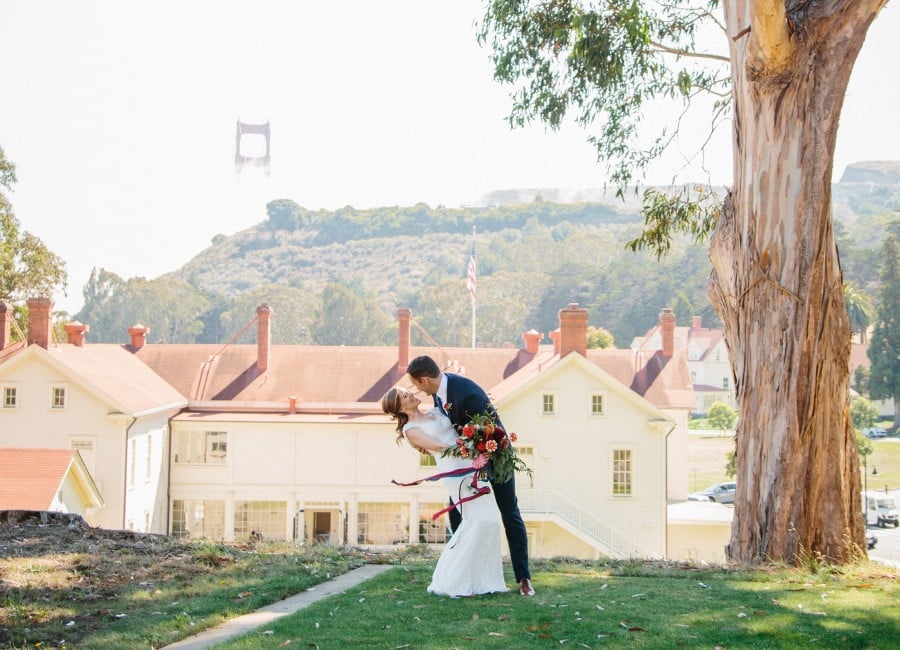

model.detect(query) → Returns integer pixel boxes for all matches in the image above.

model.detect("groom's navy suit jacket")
[441,372,503,432]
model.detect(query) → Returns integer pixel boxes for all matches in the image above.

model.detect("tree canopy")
[867,235,899,424]
[0,145,67,303]
[479,0,886,564]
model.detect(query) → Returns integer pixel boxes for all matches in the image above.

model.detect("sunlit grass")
[216,559,899,650]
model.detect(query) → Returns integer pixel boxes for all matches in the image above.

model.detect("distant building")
[632,314,736,416]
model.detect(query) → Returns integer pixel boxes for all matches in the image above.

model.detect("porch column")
[286,493,297,542]
[224,491,235,541]
[347,495,359,545]
[409,497,420,544]
[297,500,307,546]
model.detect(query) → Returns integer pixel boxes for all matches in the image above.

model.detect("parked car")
[867,532,878,549]
[688,482,736,504]
[863,427,888,439]
[864,491,899,527]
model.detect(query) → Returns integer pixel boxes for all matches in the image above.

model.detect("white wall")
[0,359,124,529]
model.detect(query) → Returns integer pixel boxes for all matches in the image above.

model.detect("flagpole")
[468,226,477,348]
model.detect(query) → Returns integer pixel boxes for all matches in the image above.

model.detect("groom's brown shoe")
[519,578,535,597]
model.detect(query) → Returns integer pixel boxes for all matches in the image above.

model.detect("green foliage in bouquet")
[442,411,532,484]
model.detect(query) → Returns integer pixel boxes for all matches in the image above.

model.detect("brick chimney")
[550,328,560,354]
[691,315,702,330]
[398,307,411,371]
[559,303,588,357]
[0,301,10,350]
[64,321,89,347]
[128,324,149,350]
[523,329,542,354]
[26,297,53,349]
[660,308,676,357]
[257,303,272,372]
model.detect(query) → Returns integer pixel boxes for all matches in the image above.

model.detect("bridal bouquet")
[442,410,532,484]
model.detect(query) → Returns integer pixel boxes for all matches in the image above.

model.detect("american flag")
[466,240,477,302]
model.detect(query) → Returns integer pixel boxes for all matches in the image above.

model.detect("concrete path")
[162,564,394,649]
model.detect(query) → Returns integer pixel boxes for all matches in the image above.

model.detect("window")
[129,439,137,488]
[172,499,226,538]
[690,371,697,382]
[722,377,730,390]
[612,449,633,496]
[2,386,17,409]
[541,392,556,415]
[50,384,67,409]
[419,452,436,467]
[515,446,535,477]
[235,500,287,541]
[174,431,227,464]
[418,502,448,543]
[145,435,153,482]
[357,502,409,545]
[70,438,96,474]
[590,393,605,416]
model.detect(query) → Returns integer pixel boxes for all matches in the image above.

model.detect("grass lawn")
[216,555,900,650]
[0,515,377,650]
[687,434,900,494]
[4,436,898,649]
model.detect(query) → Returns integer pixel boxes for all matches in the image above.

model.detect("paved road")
[867,488,900,568]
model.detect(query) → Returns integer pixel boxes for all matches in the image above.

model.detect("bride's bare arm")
[404,426,452,453]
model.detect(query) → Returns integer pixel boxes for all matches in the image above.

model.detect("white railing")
[517,488,662,560]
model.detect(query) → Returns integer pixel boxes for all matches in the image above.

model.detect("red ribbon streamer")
[392,465,491,520]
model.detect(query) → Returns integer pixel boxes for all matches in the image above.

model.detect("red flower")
[476,441,486,452]
[509,432,518,443]
[462,424,475,439]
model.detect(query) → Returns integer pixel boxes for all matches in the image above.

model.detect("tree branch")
[649,39,730,63]
[750,0,793,73]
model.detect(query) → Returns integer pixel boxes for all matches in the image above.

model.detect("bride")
[381,387,507,597]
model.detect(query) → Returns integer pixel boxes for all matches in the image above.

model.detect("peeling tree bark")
[710,0,887,564]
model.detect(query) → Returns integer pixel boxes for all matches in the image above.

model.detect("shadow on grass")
[214,557,900,650]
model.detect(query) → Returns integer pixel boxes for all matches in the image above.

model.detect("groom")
[407,354,535,597]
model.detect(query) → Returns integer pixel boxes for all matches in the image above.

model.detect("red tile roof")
[133,340,694,412]
[0,448,79,510]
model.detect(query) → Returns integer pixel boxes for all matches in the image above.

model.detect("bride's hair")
[380,387,408,445]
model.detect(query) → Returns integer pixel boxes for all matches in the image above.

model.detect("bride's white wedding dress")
[405,409,508,597]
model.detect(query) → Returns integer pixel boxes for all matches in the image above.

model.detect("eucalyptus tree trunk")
[709,0,886,564]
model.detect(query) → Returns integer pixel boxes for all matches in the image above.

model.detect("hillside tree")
[313,282,390,346]
[844,282,876,343]
[480,0,889,562]
[868,236,899,424]
[0,145,67,304]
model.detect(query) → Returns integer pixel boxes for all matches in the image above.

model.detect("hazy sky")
[2,1,898,314]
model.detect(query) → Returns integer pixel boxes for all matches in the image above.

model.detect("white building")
[1,300,702,560]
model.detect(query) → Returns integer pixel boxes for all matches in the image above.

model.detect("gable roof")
[491,350,693,419]
[0,448,103,510]
[0,343,186,416]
